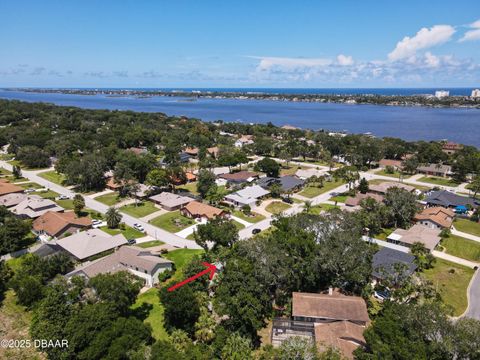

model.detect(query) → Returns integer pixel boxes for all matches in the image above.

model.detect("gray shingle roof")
[425,190,479,208]
[372,247,417,279]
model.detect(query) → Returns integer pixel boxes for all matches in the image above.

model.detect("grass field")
[329,194,348,203]
[423,259,474,316]
[418,176,460,187]
[309,203,339,214]
[0,291,44,359]
[375,169,403,178]
[164,248,204,281]
[55,199,74,210]
[375,228,394,241]
[136,240,165,248]
[232,220,245,230]
[454,218,480,237]
[120,201,159,218]
[442,234,480,261]
[132,288,168,341]
[38,170,66,185]
[177,181,199,195]
[94,193,122,206]
[232,210,266,223]
[265,201,291,215]
[150,210,195,233]
[280,165,302,176]
[367,178,431,192]
[299,179,345,198]
[100,225,145,239]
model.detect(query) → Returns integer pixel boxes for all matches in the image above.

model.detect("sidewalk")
[451,227,480,243]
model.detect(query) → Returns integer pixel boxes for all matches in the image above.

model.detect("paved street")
[464,269,480,320]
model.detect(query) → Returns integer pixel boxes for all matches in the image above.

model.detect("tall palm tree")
[106,207,122,229]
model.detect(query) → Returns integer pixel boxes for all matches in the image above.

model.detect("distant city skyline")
[1,1,479,87]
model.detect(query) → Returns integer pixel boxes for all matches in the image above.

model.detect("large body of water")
[0,89,479,147]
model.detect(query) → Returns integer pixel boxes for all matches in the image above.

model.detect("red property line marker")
[167,262,216,292]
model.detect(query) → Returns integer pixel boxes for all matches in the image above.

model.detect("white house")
[224,185,270,208]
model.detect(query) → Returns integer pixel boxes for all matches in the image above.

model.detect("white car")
[24,188,37,193]
[133,223,145,232]
[58,194,70,200]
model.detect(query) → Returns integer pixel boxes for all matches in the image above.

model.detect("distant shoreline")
[4,88,480,109]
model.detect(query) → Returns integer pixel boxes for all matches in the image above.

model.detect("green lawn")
[265,201,291,215]
[150,210,195,233]
[418,176,460,187]
[299,179,345,198]
[94,192,122,206]
[177,181,199,195]
[280,165,302,176]
[132,288,168,341]
[120,201,159,218]
[232,210,266,223]
[375,169,403,178]
[56,199,74,210]
[100,225,145,239]
[423,259,475,316]
[454,218,480,237]
[375,228,394,241]
[442,234,480,261]
[232,220,245,230]
[18,182,42,189]
[4,176,28,183]
[36,189,59,200]
[367,178,431,192]
[136,240,165,248]
[7,159,48,170]
[309,203,339,214]
[37,170,66,185]
[329,194,348,203]
[164,248,204,281]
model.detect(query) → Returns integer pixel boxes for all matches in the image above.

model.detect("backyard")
[454,218,480,237]
[423,259,475,316]
[299,179,345,198]
[120,201,159,218]
[149,210,195,233]
[265,201,291,215]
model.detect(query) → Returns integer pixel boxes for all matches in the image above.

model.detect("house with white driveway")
[224,185,270,208]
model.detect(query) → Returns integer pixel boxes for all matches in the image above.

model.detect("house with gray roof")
[0,192,27,208]
[372,247,417,282]
[224,185,270,208]
[149,192,193,211]
[425,190,479,209]
[66,245,173,287]
[11,195,64,219]
[258,175,305,192]
[55,229,127,260]
[417,164,452,177]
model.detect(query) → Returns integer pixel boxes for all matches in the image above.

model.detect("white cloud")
[388,25,456,61]
[249,56,332,71]
[459,19,480,42]
[337,54,354,66]
[424,52,440,67]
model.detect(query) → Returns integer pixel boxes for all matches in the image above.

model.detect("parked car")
[252,228,261,235]
[24,188,36,193]
[281,197,293,204]
[374,290,390,301]
[133,223,145,232]
[58,194,70,200]
[127,238,137,245]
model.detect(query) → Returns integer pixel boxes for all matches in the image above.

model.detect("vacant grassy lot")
[232,210,266,223]
[367,178,431,192]
[454,218,480,237]
[265,201,291,215]
[299,179,345,198]
[423,259,474,316]
[309,204,339,214]
[94,193,122,206]
[329,194,348,203]
[177,181,199,195]
[150,210,195,233]
[441,235,480,261]
[100,225,144,239]
[418,176,460,187]
[375,169,403,178]
[7,159,48,170]
[132,288,168,341]
[164,248,204,281]
[280,165,302,176]
[38,170,66,185]
[56,199,74,210]
[120,201,159,218]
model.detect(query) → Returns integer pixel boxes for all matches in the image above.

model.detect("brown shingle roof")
[292,292,369,323]
[33,211,91,237]
[379,159,403,168]
[314,321,366,359]
[369,181,415,194]
[182,201,224,220]
[414,207,454,228]
[219,171,257,181]
[345,193,384,207]
[0,180,24,196]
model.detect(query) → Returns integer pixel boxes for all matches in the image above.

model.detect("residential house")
[149,192,193,211]
[181,201,226,221]
[11,195,64,219]
[55,229,128,261]
[345,193,384,207]
[219,171,259,185]
[372,247,417,282]
[442,142,463,155]
[417,164,452,177]
[414,207,455,229]
[66,245,173,287]
[106,177,122,191]
[234,135,254,148]
[387,224,441,251]
[258,176,305,193]
[378,159,403,170]
[207,146,220,159]
[184,147,199,157]
[368,182,415,195]
[0,179,24,196]
[224,185,270,208]
[0,192,27,208]
[314,320,366,359]
[425,190,479,209]
[33,211,92,239]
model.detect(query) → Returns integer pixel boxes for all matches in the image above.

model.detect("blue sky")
[1,0,479,87]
